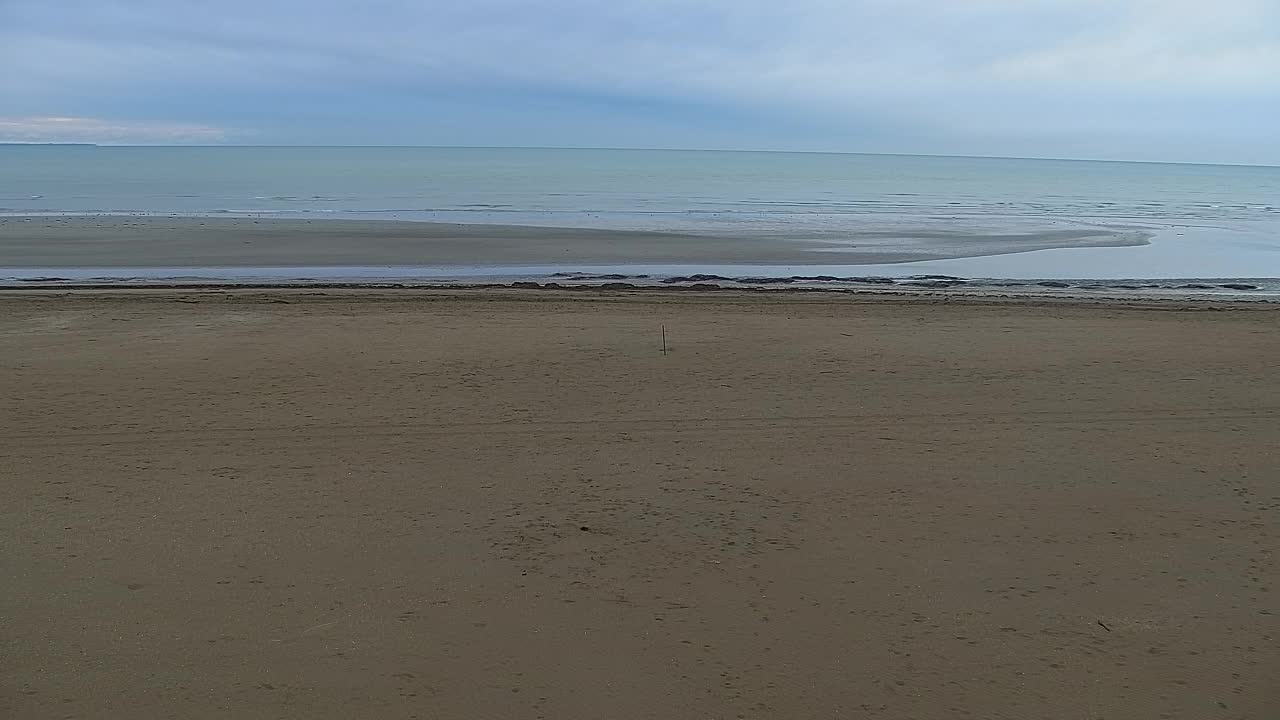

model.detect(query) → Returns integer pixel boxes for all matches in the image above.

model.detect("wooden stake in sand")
[662,324,667,355]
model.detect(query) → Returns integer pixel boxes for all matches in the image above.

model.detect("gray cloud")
[2,0,1277,162]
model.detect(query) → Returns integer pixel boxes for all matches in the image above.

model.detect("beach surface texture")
[3,288,1276,719]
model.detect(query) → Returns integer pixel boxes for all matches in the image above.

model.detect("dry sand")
[0,215,1146,267]
[2,289,1277,719]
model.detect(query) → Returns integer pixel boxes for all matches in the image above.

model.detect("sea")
[3,145,1278,296]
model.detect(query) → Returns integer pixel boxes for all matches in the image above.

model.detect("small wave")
[251,195,351,202]
[551,272,651,280]
[655,274,1270,294]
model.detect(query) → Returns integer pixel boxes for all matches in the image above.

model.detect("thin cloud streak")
[0,116,229,144]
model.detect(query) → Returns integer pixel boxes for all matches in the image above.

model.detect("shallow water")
[2,146,1278,284]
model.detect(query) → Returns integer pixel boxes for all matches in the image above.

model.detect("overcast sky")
[2,0,1277,163]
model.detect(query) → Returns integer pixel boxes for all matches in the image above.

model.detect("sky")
[2,0,1278,164]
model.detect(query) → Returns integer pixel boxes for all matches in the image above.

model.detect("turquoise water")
[2,145,1279,283]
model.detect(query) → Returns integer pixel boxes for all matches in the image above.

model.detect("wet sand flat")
[2,289,1277,719]
[0,215,1145,267]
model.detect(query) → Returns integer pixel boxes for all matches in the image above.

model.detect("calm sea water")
[3,145,1279,284]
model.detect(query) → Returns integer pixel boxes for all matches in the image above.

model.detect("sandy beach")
[0,215,1148,268]
[3,288,1276,719]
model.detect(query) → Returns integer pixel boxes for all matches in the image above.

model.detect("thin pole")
[661,324,667,355]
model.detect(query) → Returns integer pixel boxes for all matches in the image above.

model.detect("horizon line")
[3,142,1277,169]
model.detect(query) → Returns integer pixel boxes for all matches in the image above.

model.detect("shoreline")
[3,274,1277,301]
[3,214,1276,300]
[3,285,1278,310]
